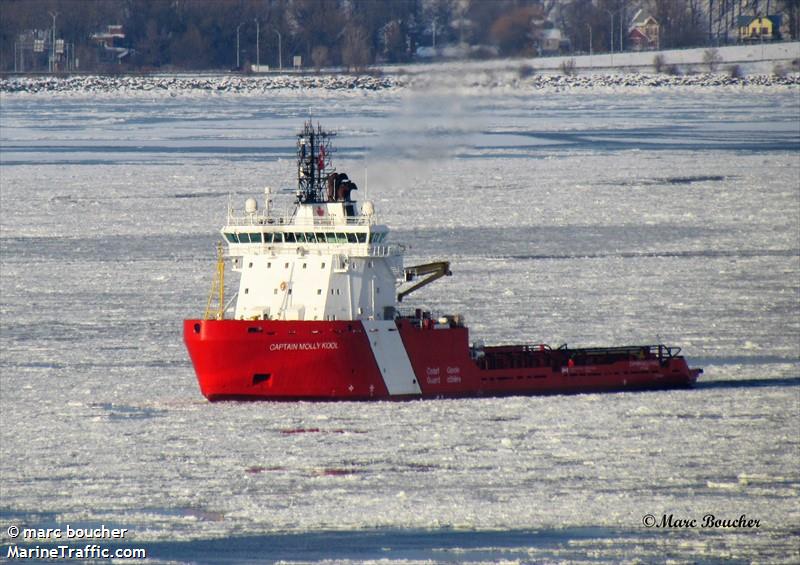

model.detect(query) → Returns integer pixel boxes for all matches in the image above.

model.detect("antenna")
[296,120,335,204]
[264,186,273,216]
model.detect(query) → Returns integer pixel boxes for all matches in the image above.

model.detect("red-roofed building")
[629,15,660,51]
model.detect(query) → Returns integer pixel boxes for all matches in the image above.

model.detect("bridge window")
[250,232,262,243]
[326,232,336,242]
[305,232,317,243]
[238,233,250,243]
[295,233,306,243]
[273,233,283,243]
[263,233,273,243]
[224,233,238,243]
[356,233,367,243]
[346,233,357,243]
[336,233,348,243]
[285,233,296,243]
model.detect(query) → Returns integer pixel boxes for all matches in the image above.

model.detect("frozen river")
[1,83,798,563]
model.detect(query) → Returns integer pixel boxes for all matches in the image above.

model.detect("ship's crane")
[397,261,452,303]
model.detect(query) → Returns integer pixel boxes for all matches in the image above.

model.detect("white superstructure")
[224,193,403,322]
[212,122,448,324]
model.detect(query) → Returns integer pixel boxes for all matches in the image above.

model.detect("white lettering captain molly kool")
[269,342,338,351]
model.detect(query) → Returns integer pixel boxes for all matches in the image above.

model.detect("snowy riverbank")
[1,70,798,95]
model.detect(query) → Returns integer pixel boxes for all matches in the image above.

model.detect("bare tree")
[702,47,723,71]
[311,44,328,70]
[490,5,543,56]
[778,0,800,39]
[341,24,370,71]
[652,0,705,48]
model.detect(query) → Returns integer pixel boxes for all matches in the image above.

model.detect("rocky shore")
[0,74,399,94]
[1,71,798,94]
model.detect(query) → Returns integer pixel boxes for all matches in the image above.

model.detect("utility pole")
[49,11,58,72]
[273,29,282,70]
[605,10,614,67]
[587,23,592,69]
[236,23,243,69]
[254,18,260,70]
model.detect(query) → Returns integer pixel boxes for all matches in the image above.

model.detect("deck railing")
[226,212,375,227]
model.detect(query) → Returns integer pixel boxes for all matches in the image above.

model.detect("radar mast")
[296,121,336,203]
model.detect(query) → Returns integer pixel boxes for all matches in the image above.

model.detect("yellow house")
[737,15,782,41]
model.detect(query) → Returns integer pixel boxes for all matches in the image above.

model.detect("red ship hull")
[184,319,701,401]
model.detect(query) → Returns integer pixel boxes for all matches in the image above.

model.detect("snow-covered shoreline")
[0,74,399,95]
[3,41,798,96]
[1,71,798,96]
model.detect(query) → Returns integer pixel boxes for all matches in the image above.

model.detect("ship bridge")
[222,199,392,249]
